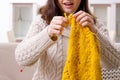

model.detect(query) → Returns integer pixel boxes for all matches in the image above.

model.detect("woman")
[15,0,120,80]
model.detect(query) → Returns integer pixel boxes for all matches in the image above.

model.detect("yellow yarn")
[62,14,102,80]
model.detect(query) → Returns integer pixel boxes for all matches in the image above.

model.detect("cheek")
[58,1,63,9]
[74,1,81,9]
[76,1,81,6]
[58,0,62,6]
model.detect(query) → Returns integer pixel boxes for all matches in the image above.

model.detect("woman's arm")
[15,15,55,66]
[95,20,120,69]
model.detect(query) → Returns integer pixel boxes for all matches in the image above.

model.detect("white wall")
[0,0,12,42]
[0,0,47,43]
[89,0,120,4]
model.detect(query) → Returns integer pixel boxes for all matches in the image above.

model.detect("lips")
[63,2,73,8]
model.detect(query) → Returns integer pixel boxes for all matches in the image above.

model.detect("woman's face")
[57,0,81,14]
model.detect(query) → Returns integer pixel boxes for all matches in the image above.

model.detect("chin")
[64,10,74,14]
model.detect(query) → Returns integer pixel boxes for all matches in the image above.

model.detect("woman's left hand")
[73,10,97,33]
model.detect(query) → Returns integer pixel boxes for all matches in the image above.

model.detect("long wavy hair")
[38,0,96,24]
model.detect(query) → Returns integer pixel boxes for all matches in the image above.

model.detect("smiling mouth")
[63,3,73,8]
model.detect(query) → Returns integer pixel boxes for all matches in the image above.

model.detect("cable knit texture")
[15,15,120,80]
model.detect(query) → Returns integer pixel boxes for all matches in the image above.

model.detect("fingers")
[73,10,94,27]
[48,16,68,36]
[49,27,63,35]
[73,11,93,21]
[52,16,68,22]
[73,11,97,33]
[51,19,68,27]
[51,16,68,27]
[51,24,64,33]
[48,25,64,35]
[80,16,94,27]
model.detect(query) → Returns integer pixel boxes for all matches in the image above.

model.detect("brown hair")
[38,0,96,24]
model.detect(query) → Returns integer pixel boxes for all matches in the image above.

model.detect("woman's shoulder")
[33,14,47,26]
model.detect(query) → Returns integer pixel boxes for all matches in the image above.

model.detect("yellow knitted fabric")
[62,14,102,80]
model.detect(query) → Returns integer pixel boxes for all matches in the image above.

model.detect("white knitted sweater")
[15,15,120,80]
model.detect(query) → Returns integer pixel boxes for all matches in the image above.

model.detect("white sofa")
[0,43,34,80]
[1,43,120,80]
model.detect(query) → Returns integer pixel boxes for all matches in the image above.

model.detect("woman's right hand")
[47,16,68,37]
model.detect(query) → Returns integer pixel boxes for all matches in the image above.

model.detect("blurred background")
[0,0,120,43]
[0,0,120,80]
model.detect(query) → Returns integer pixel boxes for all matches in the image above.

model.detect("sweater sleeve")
[15,15,55,66]
[95,20,120,69]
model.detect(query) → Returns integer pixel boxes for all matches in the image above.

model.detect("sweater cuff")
[32,26,56,53]
[16,27,56,66]
[40,27,56,43]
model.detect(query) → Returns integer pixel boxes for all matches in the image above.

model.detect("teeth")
[64,3,73,5]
